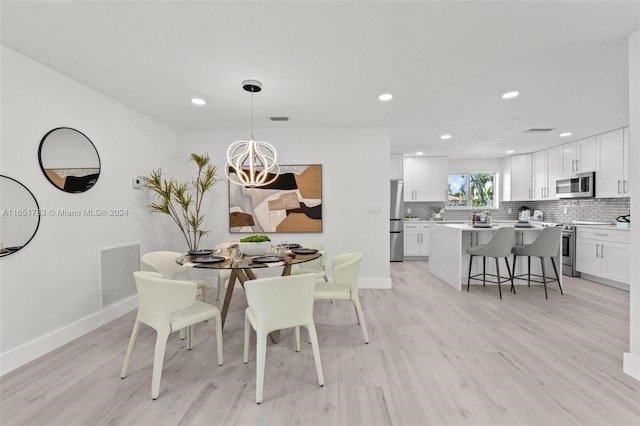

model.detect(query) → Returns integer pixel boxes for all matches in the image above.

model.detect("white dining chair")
[314,252,369,343]
[243,274,324,404]
[141,251,208,303]
[289,242,328,282]
[120,271,223,399]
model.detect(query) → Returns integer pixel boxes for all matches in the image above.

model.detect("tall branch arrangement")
[143,153,219,251]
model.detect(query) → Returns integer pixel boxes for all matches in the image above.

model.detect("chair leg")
[151,330,170,400]
[295,326,301,352]
[120,320,140,378]
[215,312,224,366]
[467,255,474,292]
[255,332,267,404]
[243,313,250,364]
[482,257,486,286]
[306,323,325,387]
[511,254,518,294]
[505,257,515,294]
[495,257,502,299]
[187,325,194,350]
[550,257,564,295]
[200,285,208,303]
[352,298,369,343]
[540,257,548,299]
[527,256,531,287]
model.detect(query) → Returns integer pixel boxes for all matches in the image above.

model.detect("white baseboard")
[0,295,138,376]
[624,352,640,381]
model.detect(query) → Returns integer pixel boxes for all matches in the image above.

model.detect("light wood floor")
[2,261,639,426]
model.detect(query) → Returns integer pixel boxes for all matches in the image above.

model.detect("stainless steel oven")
[561,224,580,277]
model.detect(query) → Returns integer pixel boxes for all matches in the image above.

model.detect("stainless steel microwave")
[556,172,595,198]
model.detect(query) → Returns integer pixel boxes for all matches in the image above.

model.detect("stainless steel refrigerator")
[390,180,404,261]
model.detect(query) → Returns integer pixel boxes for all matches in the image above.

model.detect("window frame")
[446,171,499,210]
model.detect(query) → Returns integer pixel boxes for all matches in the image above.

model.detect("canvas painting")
[229,164,322,233]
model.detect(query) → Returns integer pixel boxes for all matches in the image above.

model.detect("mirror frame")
[0,175,41,257]
[38,127,101,193]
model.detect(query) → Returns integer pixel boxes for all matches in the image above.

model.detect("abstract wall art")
[228,164,322,233]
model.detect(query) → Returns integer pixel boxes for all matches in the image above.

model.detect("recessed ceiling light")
[440,134,452,140]
[378,93,393,101]
[502,91,519,99]
[415,151,424,155]
[506,150,515,154]
[559,132,572,137]
[191,98,206,105]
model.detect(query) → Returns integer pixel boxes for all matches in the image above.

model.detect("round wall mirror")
[38,127,101,193]
[0,175,41,257]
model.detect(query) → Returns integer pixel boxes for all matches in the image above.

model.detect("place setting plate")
[191,256,226,263]
[252,256,285,263]
[290,248,319,255]
[188,249,214,256]
[472,222,493,228]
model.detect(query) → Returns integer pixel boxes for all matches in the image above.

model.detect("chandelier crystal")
[225,80,280,187]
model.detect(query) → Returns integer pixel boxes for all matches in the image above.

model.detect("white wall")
[624,30,640,381]
[0,46,178,374]
[448,158,503,174]
[177,127,392,289]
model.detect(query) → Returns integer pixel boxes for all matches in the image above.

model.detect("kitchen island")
[429,222,562,291]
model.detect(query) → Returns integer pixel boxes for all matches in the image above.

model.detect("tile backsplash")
[406,198,630,224]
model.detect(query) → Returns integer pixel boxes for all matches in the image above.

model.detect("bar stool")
[466,227,515,299]
[511,226,563,299]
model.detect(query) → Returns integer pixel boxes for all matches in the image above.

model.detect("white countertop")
[438,222,545,231]
[573,223,630,231]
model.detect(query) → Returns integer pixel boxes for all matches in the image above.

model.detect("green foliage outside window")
[446,173,495,208]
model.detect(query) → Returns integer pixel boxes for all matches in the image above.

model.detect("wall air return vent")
[269,116,289,122]
[98,242,139,307]
[524,128,555,133]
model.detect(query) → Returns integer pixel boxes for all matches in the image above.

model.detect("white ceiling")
[2,1,639,158]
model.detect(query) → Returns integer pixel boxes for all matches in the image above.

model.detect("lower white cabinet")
[576,227,629,284]
[404,222,429,257]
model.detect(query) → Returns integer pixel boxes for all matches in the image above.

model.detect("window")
[446,173,496,208]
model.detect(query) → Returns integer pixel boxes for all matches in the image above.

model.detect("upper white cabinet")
[390,154,403,180]
[596,128,629,198]
[510,153,533,200]
[561,136,596,175]
[546,146,562,199]
[404,157,429,201]
[403,156,448,201]
[533,146,562,200]
[428,157,449,201]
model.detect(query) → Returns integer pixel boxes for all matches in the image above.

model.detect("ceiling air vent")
[269,116,289,122]
[524,128,555,133]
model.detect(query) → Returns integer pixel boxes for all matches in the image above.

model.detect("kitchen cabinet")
[428,157,449,201]
[533,147,562,200]
[404,222,429,257]
[561,136,596,175]
[390,154,403,180]
[596,128,629,198]
[510,153,533,200]
[403,156,448,201]
[576,227,629,284]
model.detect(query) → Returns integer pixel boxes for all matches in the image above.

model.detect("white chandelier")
[225,80,280,187]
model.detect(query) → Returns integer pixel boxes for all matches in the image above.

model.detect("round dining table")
[177,248,322,342]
